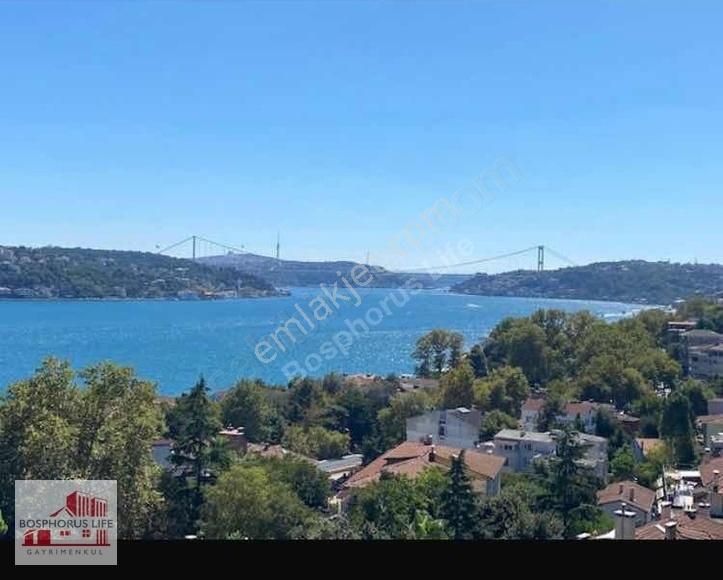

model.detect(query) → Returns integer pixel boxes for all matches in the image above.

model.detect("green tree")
[0,509,6,537]
[220,379,281,442]
[167,377,222,495]
[485,318,551,385]
[376,390,433,450]
[679,379,714,417]
[0,358,164,538]
[413,330,464,377]
[536,394,565,431]
[282,425,350,460]
[659,391,696,466]
[286,377,326,424]
[440,451,479,539]
[634,441,671,488]
[249,455,330,510]
[440,362,475,408]
[480,410,519,440]
[468,344,488,378]
[408,510,448,539]
[346,474,429,539]
[201,464,312,539]
[479,489,563,539]
[610,446,636,481]
[540,428,603,538]
[473,366,530,417]
[76,362,165,538]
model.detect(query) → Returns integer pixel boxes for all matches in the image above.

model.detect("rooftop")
[684,329,723,339]
[343,441,505,490]
[494,429,554,443]
[316,454,364,474]
[597,481,656,512]
[636,507,723,540]
[700,456,723,487]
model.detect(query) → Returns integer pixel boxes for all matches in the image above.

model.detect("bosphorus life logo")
[15,480,117,566]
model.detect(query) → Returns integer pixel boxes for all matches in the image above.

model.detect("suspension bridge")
[156,235,577,274]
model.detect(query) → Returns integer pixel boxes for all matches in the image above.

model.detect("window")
[438,425,446,438]
[82,529,91,538]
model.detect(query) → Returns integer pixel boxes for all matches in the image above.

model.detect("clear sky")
[1,1,722,273]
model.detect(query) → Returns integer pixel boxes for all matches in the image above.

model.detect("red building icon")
[22,491,111,547]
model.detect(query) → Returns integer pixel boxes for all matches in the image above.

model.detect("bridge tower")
[537,245,545,272]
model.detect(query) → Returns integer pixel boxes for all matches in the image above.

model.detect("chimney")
[429,445,436,463]
[629,488,635,503]
[664,521,678,540]
[614,502,636,540]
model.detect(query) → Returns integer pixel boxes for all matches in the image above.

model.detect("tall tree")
[413,330,465,377]
[440,362,475,408]
[0,358,164,538]
[541,428,603,538]
[610,446,636,481]
[473,366,530,417]
[467,344,488,378]
[220,379,281,442]
[167,377,222,501]
[659,391,696,466]
[201,464,311,539]
[440,451,478,539]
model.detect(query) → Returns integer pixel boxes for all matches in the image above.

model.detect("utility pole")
[537,245,545,272]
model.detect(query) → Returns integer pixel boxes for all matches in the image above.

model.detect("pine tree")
[440,451,479,539]
[168,377,222,494]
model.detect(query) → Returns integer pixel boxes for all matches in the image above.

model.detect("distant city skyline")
[2,2,723,273]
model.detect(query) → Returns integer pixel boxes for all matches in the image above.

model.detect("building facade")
[406,408,482,449]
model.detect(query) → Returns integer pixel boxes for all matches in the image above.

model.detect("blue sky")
[1,1,722,273]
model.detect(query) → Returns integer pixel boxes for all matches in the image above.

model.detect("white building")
[406,407,482,449]
[689,344,723,379]
[493,429,556,472]
[493,429,609,481]
[520,398,614,433]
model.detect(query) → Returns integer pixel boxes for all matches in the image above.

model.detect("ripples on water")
[0,289,642,394]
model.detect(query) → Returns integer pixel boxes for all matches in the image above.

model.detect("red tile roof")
[700,457,723,487]
[343,442,505,490]
[636,508,723,540]
[597,481,656,513]
[521,398,545,412]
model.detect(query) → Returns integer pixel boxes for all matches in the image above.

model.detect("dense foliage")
[452,260,723,304]
[0,245,276,299]
[1,296,715,540]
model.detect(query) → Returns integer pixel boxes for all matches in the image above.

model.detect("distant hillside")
[0,245,280,299]
[450,260,723,304]
[199,252,471,288]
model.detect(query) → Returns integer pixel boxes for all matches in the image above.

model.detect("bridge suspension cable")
[157,235,577,274]
[397,246,540,273]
